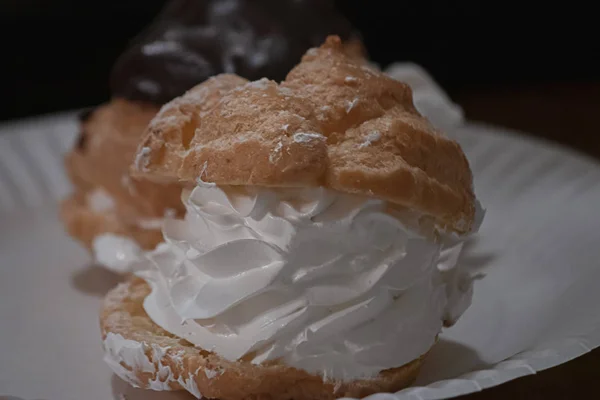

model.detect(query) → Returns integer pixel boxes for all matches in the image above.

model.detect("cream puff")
[61,0,364,272]
[99,36,484,399]
[60,100,185,260]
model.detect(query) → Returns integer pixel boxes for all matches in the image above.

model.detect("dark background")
[2,1,600,399]
[2,0,599,123]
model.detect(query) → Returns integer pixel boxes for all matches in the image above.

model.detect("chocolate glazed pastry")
[110,0,363,105]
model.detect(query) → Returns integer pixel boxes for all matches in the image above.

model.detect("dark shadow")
[111,374,194,400]
[71,264,124,297]
[415,338,492,386]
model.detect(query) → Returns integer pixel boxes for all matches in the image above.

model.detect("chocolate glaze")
[110,0,360,105]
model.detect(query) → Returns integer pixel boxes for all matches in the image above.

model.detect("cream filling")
[129,185,481,381]
[102,331,204,397]
[93,234,142,274]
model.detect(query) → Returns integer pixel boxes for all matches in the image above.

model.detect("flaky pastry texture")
[101,278,426,400]
[61,99,185,249]
[132,36,475,233]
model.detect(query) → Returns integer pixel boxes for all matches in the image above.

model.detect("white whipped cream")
[132,184,479,381]
[91,208,177,272]
[136,208,176,230]
[87,187,115,213]
[93,234,143,273]
[103,331,203,397]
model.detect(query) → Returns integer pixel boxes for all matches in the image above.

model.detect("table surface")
[453,82,600,399]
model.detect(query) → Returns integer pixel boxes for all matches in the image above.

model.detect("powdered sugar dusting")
[345,76,358,83]
[361,64,378,76]
[161,115,179,124]
[278,86,293,97]
[156,99,178,116]
[269,140,283,163]
[246,78,270,90]
[186,87,212,105]
[134,147,151,172]
[358,131,382,148]
[306,48,319,57]
[317,105,331,121]
[293,132,325,144]
[204,368,223,379]
[345,97,359,113]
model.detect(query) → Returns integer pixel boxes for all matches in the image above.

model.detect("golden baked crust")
[129,74,250,184]
[132,36,475,233]
[101,277,427,400]
[61,99,185,249]
[60,192,164,250]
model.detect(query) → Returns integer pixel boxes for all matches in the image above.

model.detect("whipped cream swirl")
[136,184,476,381]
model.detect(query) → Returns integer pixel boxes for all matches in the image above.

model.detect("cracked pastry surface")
[133,36,475,234]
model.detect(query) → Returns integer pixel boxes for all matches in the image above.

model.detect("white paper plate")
[1,68,600,400]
